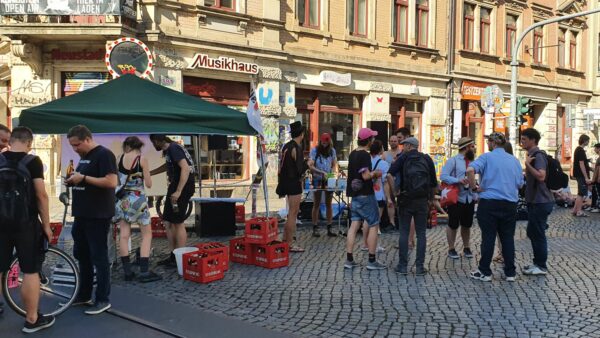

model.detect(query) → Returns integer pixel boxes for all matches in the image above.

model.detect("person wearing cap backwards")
[276,121,307,252]
[390,137,437,276]
[466,132,524,282]
[441,137,477,260]
[344,128,386,270]
[307,133,339,237]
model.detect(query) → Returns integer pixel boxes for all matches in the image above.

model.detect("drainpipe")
[446,0,457,158]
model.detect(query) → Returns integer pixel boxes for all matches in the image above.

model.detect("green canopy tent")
[19,74,258,136]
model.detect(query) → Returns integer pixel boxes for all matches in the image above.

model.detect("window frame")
[416,0,429,47]
[533,24,543,64]
[480,7,491,54]
[301,0,321,29]
[350,0,368,37]
[210,0,236,11]
[394,0,409,44]
[464,3,475,51]
[505,14,517,58]
[569,31,577,70]
[558,29,565,68]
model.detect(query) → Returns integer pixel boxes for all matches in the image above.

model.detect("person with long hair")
[114,136,161,283]
[308,133,338,237]
[572,134,592,217]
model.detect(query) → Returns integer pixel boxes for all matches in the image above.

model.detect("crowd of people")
[276,121,600,280]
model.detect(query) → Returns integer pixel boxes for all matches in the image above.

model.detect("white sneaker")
[591,208,600,213]
[377,245,385,253]
[360,246,368,252]
[523,265,548,275]
[505,276,516,282]
[470,269,492,282]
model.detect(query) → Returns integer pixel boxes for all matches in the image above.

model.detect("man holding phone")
[0,127,54,333]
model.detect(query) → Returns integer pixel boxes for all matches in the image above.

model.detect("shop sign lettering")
[0,0,120,15]
[188,53,259,74]
[461,81,489,101]
[51,48,104,60]
[319,71,351,87]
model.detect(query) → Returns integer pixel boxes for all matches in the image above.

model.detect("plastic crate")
[244,217,278,245]
[182,251,225,284]
[252,241,289,269]
[151,217,167,238]
[49,222,63,245]
[235,205,245,223]
[194,242,229,271]
[229,237,253,265]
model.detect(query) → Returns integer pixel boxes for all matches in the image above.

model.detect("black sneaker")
[394,266,408,275]
[448,249,460,259]
[60,296,93,307]
[463,248,473,258]
[85,301,111,315]
[138,271,162,283]
[326,225,338,237]
[416,267,428,276]
[22,313,55,333]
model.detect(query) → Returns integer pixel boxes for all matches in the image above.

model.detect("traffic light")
[517,97,532,125]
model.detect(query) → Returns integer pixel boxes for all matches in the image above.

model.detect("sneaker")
[505,276,516,282]
[326,226,338,237]
[394,266,408,275]
[60,297,93,307]
[522,264,548,275]
[366,261,387,270]
[377,245,385,253]
[448,249,460,259]
[138,271,163,283]
[360,246,368,252]
[470,270,492,282]
[22,313,55,333]
[312,226,321,238]
[415,267,428,276]
[591,208,600,213]
[85,301,111,315]
[463,248,474,258]
[344,260,359,269]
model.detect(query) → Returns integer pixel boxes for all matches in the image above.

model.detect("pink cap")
[358,128,378,141]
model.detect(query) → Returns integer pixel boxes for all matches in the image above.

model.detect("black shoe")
[85,301,111,315]
[124,271,136,281]
[415,267,428,276]
[326,225,338,237]
[157,257,176,268]
[312,226,321,238]
[394,266,408,275]
[22,313,55,333]
[463,248,474,258]
[448,249,460,259]
[138,271,162,283]
[61,296,93,307]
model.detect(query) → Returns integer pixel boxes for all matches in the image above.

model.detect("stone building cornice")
[504,0,528,12]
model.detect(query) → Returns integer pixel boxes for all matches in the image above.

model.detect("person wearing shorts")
[572,134,591,217]
[149,135,195,267]
[344,128,386,271]
[0,127,54,333]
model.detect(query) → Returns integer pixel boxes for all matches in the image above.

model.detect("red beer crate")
[244,217,278,245]
[194,242,229,271]
[229,237,253,265]
[252,241,289,269]
[182,251,225,284]
[49,223,63,245]
[151,217,167,238]
[235,205,245,223]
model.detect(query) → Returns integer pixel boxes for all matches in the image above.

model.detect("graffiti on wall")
[9,79,52,106]
[432,154,447,178]
[263,118,280,153]
[429,125,446,155]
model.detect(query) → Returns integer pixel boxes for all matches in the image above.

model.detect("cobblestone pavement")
[56,203,600,338]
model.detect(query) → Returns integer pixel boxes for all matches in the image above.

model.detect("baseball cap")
[358,128,378,141]
[485,132,506,145]
[320,133,331,143]
[399,137,419,147]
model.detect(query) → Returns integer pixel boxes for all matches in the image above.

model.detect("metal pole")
[258,136,270,217]
[510,8,600,147]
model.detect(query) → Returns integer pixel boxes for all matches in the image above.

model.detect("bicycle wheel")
[2,247,80,317]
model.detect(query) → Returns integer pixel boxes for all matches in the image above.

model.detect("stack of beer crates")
[182,242,229,284]
[229,217,289,269]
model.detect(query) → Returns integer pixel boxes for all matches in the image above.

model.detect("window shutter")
[297,0,305,25]
[347,0,354,33]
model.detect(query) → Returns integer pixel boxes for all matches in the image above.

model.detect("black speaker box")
[208,135,228,150]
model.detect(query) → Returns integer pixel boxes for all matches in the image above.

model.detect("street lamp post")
[509,7,600,147]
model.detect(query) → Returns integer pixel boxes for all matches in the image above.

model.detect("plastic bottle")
[66,159,75,179]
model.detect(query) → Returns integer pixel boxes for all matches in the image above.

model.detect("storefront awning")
[19,74,258,136]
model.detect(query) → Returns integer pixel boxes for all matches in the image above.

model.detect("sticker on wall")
[287,96,294,105]
[258,87,273,105]
[105,37,154,79]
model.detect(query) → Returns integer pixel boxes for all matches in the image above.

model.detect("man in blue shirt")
[467,132,524,282]
[440,137,476,260]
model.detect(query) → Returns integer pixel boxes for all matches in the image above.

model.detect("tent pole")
[258,136,269,217]
[212,150,217,197]
[194,135,202,197]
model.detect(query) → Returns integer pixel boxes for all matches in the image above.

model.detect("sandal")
[289,246,305,253]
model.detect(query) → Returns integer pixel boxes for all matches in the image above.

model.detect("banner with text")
[0,0,120,15]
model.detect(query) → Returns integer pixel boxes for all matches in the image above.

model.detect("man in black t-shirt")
[344,128,385,271]
[65,125,118,315]
[572,134,591,217]
[149,135,195,267]
[0,127,55,333]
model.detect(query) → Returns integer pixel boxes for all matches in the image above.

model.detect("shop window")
[298,0,320,29]
[347,0,368,37]
[415,0,428,47]
[204,0,235,11]
[463,3,475,51]
[558,29,566,68]
[505,14,517,58]
[533,23,543,64]
[390,98,423,147]
[570,31,577,70]
[393,0,408,44]
[62,72,110,97]
[480,7,490,54]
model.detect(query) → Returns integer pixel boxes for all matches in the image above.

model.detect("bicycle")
[1,192,80,317]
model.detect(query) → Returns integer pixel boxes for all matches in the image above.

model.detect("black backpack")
[400,152,431,199]
[534,151,568,190]
[0,154,35,228]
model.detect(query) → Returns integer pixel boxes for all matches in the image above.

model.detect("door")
[464,101,485,154]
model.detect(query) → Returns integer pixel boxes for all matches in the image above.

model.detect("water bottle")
[305,176,310,190]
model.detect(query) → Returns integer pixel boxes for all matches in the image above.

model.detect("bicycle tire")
[155,195,193,220]
[1,246,81,317]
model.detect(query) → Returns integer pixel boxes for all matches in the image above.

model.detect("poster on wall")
[60,134,168,196]
[429,125,446,155]
[0,0,120,15]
